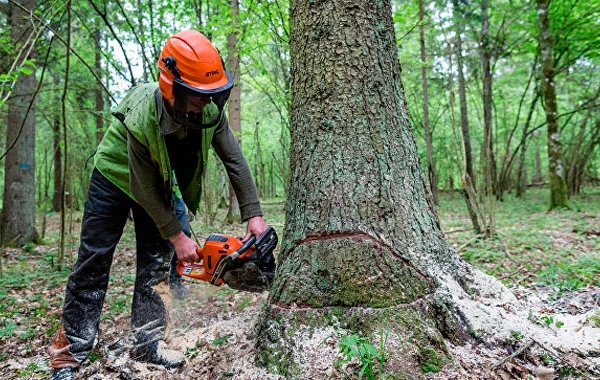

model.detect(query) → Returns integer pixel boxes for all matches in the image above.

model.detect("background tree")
[450,0,482,235]
[418,0,437,205]
[225,0,242,223]
[536,0,569,210]
[1,0,39,246]
[242,0,291,199]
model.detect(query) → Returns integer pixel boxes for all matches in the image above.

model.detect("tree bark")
[255,1,474,376]
[1,0,39,246]
[536,0,569,210]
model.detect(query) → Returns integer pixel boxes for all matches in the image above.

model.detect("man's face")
[167,95,211,113]
[186,95,212,113]
[169,78,230,129]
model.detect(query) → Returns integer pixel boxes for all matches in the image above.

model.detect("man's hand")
[243,216,268,242]
[169,231,199,264]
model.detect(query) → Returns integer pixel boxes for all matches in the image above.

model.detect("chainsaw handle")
[237,235,257,255]
[226,235,257,264]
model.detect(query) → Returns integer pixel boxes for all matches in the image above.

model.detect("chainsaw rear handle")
[234,235,257,258]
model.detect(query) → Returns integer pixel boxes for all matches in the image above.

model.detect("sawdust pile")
[72,277,600,380]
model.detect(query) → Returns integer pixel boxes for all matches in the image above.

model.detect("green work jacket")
[94,83,261,238]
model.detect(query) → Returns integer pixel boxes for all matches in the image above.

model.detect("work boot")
[50,367,77,380]
[223,262,273,292]
[169,273,190,300]
[131,340,186,369]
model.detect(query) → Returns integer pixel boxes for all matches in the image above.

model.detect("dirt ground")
[1,208,600,379]
[3,248,599,379]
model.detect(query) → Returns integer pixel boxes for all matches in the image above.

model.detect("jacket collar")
[156,90,184,136]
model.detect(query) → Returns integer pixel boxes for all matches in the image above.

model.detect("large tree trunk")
[254,1,598,378]
[255,1,471,376]
[225,0,241,223]
[1,0,39,246]
[536,0,569,210]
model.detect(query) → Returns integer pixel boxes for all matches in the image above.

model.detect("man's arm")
[127,134,199,263]
[211,117,268,239]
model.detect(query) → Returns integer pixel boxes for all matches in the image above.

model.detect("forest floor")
[1,188,599,379]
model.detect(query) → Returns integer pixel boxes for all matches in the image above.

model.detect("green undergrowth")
[0,248,68,341]
[438,188,600,289]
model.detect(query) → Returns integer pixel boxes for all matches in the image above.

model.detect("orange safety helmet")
[158,30,233,129]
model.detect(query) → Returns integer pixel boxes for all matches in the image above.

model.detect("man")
[47,30,269,379]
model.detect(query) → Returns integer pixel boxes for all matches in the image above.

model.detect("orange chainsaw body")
[176,233,255,286]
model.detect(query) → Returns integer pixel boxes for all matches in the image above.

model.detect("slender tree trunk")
[94,27,105,145]
[452,0,481,235]
[480,0,497,200]
[480,0,497,238]
[536,0,569,210]
[1,0,39,246]
[225,0,241,223]
[419,0,437,205]
[565,87,600,196]
[254,123,266,198]
[499,57,538,199]
[51,73,63,212]
[516,92,540,197]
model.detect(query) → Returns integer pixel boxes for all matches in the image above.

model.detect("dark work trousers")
[47,169,173,368]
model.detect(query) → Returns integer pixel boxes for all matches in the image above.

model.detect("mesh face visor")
[172,74,233,129]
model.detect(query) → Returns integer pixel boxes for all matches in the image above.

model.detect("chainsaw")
[176,226,278,292]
